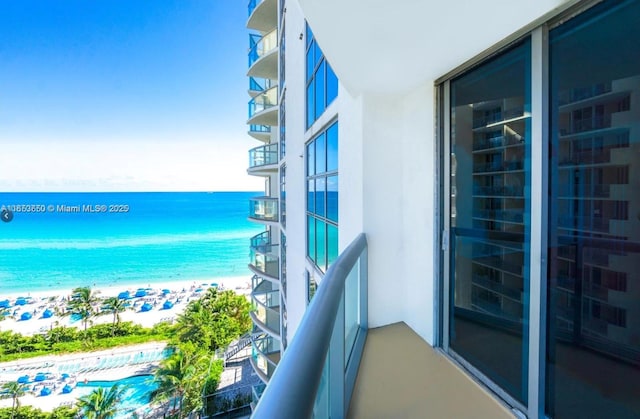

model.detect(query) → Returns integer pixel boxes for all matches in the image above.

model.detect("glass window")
[307,80,315,129]
[327,122,338,172]
[315,61,326,121]
[316,219,327,272]
[327,64,338,106]
[315,132,326,173]
[327,224,338,267]
[315,177,326,218]
[307,215,315,262]
[449,40,531,404]
[305,22,338,128]
[307,141,315,176]
[306,123,339,273]
[326,175,338,222]
[547,1,640,416]
[307,179,315,213]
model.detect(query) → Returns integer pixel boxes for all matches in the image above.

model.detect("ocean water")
[0,192,263,295]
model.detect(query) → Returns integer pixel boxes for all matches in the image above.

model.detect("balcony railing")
[250,77,273,93]
[249,124,271,135]
[252,289,280,335]
[249,197,278,222]
[252,233,368,418]
[251,334,280,382]
[249,249,279,279]
[248,86,278,120]
[248,29,277,68]
[249,143,278,169]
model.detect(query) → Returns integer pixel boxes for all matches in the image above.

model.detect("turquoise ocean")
[0,192,263,295]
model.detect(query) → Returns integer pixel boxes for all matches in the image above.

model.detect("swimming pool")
[75,374,158,418]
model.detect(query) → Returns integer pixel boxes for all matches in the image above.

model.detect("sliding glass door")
[443,1,640,416]
[448,40,531,405]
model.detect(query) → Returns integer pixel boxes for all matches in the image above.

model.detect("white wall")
[281,0,310,342]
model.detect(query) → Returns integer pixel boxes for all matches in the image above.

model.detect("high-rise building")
[246,1,640,418]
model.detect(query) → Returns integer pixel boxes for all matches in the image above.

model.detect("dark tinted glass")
[449,39,531,404]
[547,1,640,416]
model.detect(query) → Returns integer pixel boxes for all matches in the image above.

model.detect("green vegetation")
[0,287,252,419]
[0,406,77,419]
[0,321,171,362]
[1,381,26,419]
[76,385,123,419]
[151,288,251,418]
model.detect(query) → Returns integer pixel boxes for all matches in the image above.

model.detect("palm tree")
[152,343,209,418]
[66,286,100,331]
[76,384,124,419]
[2,381,26,419]
[101,297,128,336]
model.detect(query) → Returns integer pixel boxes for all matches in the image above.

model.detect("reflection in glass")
[449,40,531,404]
[547,1,640,417]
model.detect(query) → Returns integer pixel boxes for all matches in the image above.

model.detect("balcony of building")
[251,281,281,338]
[248,85,278,127]
[251,233,513,419]
[248,143,278,175]
[248,30,278,80]
[248,124,272,142]
[249,248,279,283]
[248,196,279,224]
[249,77,275,97]
[250,334,281,384]
[247,0,277,32]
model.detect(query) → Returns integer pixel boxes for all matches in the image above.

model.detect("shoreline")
[0,276,251,336]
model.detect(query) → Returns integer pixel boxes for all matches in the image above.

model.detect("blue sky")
[0,0,262,191]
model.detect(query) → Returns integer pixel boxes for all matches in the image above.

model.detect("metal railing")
[248,86,278,120]
[249,197,278,222]
[252,233,368,418]
[249,143,278,169]
[248,29,277,68]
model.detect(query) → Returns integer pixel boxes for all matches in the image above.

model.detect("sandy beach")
[0,276,252,414]
[0,276,251,336]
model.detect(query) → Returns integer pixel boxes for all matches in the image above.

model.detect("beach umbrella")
[140,303,153,312]
[17,375,29,384]
[210,283,218,288]
[40,387,52,396]
[20,312,32,321]
[135,289,147,298]
[118,291,130,299]
[42,309,53,319]
[162,300,174,310]
[62,384,73,394]
[162,289,171,295]
[195,288,203,293]
[61,373,70,380]
[0,299,9,308]
[34,372,47,382]
[15,297,27,306]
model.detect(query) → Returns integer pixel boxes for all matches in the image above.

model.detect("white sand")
[0,276,251,336]
[0,276,253,413]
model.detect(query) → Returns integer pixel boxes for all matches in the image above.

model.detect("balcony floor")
[348,322,514,419]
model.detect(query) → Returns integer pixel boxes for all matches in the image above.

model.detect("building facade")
[246,0,640,417]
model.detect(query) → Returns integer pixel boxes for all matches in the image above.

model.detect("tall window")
[441,1,640,416]
[305,24,338,129]
[307,121,338,272]
[547,1,640,417]
[449,40,532,405]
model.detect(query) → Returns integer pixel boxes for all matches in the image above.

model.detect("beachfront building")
[247,0,640,418]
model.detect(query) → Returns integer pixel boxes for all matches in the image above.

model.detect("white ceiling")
[297,0,569,95]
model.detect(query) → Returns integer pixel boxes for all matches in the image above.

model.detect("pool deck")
[0,342,166,412]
